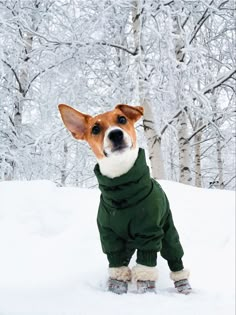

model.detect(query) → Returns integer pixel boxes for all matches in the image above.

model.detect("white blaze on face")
[103,126,133,157]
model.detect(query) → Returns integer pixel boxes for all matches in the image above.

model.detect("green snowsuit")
[94,148,184,272]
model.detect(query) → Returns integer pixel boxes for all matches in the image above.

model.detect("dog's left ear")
[115,104,144,122]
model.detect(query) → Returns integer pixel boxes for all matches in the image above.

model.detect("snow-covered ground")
[0,180,235,315]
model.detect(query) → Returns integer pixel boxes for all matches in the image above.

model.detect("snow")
[0,180,235,315]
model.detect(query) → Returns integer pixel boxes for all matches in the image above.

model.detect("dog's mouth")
[103,144,131,157]
[111,144,129,152]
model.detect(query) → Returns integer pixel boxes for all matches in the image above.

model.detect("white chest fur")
[98,146,139,178]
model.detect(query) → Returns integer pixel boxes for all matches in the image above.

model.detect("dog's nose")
[108,129,123,144]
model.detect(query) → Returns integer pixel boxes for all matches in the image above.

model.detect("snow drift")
[0,180,235,315]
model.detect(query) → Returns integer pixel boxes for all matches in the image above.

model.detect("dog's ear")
[115,104,144,122]
[58,104,91,140]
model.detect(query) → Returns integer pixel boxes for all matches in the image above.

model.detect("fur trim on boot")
[132,264,158,282]
[170,269,190,282]
[109,266,131,282]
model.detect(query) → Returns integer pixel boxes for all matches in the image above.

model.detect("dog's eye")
[118,116,127,124]
[92,125,101,135]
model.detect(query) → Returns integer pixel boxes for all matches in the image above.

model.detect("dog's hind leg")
[160,211,192,294]
[170,269,192,294]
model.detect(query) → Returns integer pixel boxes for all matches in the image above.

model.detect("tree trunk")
[14,30,33,134]
[194,132,202,187]
[61,141,68,186]
[216,138,224,189]
[132,0,166,180]
[142,101,166,179]
[75,142,80,187]
[178,111,192,184]
[173,13,192,185]
[170,138,176,181]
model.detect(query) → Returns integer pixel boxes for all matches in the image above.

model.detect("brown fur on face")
[58,104,144,159]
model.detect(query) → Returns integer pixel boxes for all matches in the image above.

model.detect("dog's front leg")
[132,264,158,294]
[108,266,131,294]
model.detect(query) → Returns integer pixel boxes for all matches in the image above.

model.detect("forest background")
[0,0,235,190]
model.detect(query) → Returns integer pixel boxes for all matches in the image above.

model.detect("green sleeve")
[97,219,129,267]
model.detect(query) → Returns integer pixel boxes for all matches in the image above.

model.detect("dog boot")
[137,280,156,294]
[132,264,158,294]
[174,279,192,295]
[170,269,191,294]
[108,278,128,294]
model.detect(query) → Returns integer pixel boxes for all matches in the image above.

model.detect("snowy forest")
[0,0,235,189]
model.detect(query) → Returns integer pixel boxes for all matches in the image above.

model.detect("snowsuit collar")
[94,148,152,209]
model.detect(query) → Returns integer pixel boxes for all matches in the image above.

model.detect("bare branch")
[161,106,188,136]
[202,68,236,95]
[224,175,236,188]
[95,41,138,56]
[1,59,23,93]
[15,25,138,56]
[187,115,224,143]
[189,0,214,45]
[25,56,76,94]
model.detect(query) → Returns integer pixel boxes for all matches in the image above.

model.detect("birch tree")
[132,0,166,180]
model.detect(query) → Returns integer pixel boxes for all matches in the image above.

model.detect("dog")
[58,103,191,294]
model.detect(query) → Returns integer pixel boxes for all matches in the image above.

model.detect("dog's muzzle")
[103,127,132,156]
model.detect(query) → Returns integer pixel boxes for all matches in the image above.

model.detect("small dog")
[58,104,191,294]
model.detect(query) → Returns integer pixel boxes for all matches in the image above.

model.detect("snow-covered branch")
[202,68,236,95]
[1,59,23,93]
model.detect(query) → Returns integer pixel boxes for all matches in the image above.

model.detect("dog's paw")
[174,279,192,295]
[108,278,128,294]
[137,280,156,294]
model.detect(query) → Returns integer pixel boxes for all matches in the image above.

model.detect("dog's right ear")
[58,104,91,140]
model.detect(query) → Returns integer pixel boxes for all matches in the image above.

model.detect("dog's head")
[58,104,143,158]
[58,104,143,177]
